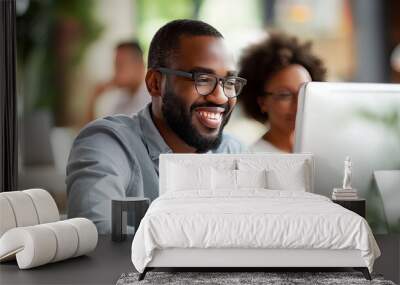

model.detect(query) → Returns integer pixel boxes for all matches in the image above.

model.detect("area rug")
[116,271,396,285]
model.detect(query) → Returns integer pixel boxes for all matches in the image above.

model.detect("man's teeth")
[198,111,222,120]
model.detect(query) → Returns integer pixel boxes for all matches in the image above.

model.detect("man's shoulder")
[77,114,143,145]
[84,114,139,133]
[214,133,248,154]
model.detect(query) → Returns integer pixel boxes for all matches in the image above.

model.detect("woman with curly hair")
[239,33,326,153]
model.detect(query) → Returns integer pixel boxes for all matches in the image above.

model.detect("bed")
[131,153,380,280]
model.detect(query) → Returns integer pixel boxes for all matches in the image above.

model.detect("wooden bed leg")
[354,267,371,280]
[138,268,148,281]
[362,268,372,280]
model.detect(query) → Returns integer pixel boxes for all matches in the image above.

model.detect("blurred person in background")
[239,33,326,153]
[86,40,150,122]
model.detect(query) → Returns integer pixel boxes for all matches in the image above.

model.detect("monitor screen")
[294,82,400,233]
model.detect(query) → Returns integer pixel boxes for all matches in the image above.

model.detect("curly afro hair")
[238,33,327,123]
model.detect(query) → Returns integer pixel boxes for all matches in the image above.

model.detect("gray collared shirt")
[66,104,246,233]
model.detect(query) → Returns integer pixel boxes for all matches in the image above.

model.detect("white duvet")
[131,190,380,273]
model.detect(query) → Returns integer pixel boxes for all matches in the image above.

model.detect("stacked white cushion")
[64,218,98,257]
[23,189,59,224]
[0,225,57,268]
[0,189,60,238]
[42,221,79,262]
[0,196,17,237]
[0,218,98,269]
[0,189,98,269]
[1,191,40,227]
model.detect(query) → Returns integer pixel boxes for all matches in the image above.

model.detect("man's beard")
[161,82,233,153]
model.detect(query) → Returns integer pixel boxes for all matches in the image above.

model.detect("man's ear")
[257,96,269,114]
[145,69,163,98]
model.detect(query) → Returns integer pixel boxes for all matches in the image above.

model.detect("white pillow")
[211,168,268,191]
[236,169,268,189]
[266,163,307,191]
[212,168,236,190]
[167,163,212,191]
[238,159,310,191]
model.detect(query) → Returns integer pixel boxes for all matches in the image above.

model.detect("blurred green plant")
[358,108,400,233]
[358,109,400,141]
[136,0,202,60]
[16,0,103,125]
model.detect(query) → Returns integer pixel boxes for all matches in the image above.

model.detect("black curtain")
[0,0,17,192]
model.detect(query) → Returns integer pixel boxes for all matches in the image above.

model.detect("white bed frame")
[148,248,365,268]
[139,154,371,280]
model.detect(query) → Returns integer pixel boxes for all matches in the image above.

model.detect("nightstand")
[332,198,366,218]
[111,198,150,242]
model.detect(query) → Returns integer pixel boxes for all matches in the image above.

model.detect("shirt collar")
[138,104,172,160]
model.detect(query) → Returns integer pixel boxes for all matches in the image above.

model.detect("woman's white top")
[250,138,286,153]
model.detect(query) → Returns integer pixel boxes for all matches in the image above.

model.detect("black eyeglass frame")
[157,67,247,98]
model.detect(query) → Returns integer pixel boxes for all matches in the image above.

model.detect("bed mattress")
[131,190,380,273]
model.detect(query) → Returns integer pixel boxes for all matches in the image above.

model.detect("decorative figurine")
[332,156,358,200]
[342,156,352,190]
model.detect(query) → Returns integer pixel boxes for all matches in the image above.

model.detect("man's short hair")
[116,40,143,57]
[148,19,223,69]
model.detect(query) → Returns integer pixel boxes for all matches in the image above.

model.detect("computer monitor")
[294,82,400,233]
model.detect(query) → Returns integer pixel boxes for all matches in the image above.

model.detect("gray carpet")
[116,271,396,285]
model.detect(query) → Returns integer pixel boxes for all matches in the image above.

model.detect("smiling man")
[66,20,247,233]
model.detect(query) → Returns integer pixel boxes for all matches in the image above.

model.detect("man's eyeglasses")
[157,67,247,98]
